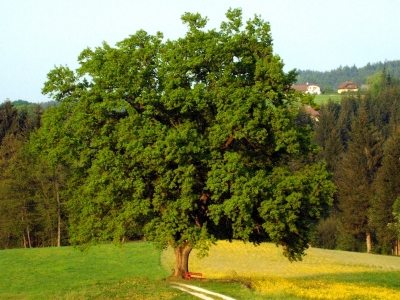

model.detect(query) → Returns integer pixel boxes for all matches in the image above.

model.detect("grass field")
[164,241,400,299]
[314,94,343,105]
[2,241,400,299]
[0,242,177,299]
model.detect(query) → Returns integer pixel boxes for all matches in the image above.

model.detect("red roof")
[292,83,321,92]
[338,81,358,90]
[304,105,320,117]
[292,84,308,92]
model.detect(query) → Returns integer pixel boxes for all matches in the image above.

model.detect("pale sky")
[1,0,399,103]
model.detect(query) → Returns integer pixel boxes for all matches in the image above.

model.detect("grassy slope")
[162,241,400,299]
[2,241,400,299]
[314,94,343,105]
[0,242,176,299]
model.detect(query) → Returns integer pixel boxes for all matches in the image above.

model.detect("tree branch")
[224,134,235,148]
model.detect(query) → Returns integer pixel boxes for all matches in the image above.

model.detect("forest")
[0,10,399,260]
[296,60,400,93]
[310,68,400,254]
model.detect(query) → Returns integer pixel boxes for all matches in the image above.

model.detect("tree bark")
[396,239,400,256]
[171,242,192,278]
[398,239,400,256]
[366,231,372,253]
[56,182,61,247]
[26,225,32,248]
[22,232,27,248]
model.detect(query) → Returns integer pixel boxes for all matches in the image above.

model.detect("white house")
[292,82,322,95]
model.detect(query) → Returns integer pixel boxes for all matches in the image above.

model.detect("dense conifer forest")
[1,66,400,255]
[309,68,400,254]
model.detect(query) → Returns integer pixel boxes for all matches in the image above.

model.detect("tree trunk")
[398,239,400,256]
[26,225,32,248]
[396,239,400,256]
[56,182,61,247]
[366,231,372,253]
[171,242,192,278]
[22,232,27,248]
[21,213,31,248]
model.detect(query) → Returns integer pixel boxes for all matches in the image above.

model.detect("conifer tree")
[0,101,21,144]
[336,95,358,148]
[313,100,342,172]
[336,102,383,252]
[371,128,400,253]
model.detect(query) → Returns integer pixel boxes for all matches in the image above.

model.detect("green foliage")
[0,101,21,143]
[336,95,359,147]
[11,99,30,106]
[314,215,340,249]
[0,134,69,249]
[313,100,342,171]
[0,100,64,249]
[322,86,335,94]
[314,76,400,253]
[335,103,384,249]
[365,67,398,102]
[371,130,400,250]
[366,71,385,96]
[391,197,400,238]
[0,135,27,248]
[39,8,335,262]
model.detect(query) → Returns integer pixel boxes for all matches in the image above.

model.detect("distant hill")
[296,60,400,92]
[11,99,58,109]
[11,99,31,106]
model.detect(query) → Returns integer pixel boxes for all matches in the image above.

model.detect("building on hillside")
[337,81,358,93]
[304,105,320,122]
[292,82,321,95]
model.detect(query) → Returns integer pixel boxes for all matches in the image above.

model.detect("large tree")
[40,9,335,277]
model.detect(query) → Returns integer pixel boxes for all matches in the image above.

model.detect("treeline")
[296,60,400,93]
[310,71,400,254]
[0,100,68,248]
[1,71,400,254]
[11,99,58,110]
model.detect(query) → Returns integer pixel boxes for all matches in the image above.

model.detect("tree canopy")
[39,8,335,277]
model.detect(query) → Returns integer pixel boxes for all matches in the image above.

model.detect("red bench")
[185,271,205,280]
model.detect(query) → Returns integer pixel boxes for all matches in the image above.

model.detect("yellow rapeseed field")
[161,240,400,299]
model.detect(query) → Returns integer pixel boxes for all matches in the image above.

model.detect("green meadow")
[1,241,400,299]
[314,94,343,105]
[1,242,174,299]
